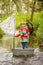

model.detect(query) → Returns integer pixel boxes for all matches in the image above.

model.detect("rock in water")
[34,48,40,55]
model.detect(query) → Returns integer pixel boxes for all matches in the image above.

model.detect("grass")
[33,11,43,24]
[16,12,31,27]
[16,11,43,27]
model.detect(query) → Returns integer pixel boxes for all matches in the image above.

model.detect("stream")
[0,47,43,65]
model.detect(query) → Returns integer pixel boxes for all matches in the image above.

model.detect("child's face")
[21,24,26,28]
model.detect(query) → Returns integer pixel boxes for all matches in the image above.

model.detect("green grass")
[16,12,31,27]
[33,11,43,28]
[16,11,43,27]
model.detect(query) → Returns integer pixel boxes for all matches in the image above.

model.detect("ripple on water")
[0,47,43,65]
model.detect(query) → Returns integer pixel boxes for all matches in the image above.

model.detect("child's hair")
[20,22,26,26]
[20,22,28,29]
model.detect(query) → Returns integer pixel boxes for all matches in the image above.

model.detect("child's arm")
[15,34,20,37]
[15,31,20,37]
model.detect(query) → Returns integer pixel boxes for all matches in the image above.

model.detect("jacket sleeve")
[15,31,20,37]
[26,28,30,34]
[28,29,30,34]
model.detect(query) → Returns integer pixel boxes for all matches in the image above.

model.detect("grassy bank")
[16,11,43,27]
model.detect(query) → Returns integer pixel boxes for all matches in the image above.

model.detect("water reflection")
[0,38,3,47]
[0,35,13,51]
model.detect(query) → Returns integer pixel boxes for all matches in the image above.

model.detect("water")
[0,35,43,65]
[0,35,13,51]
[0,47,43,65]
[0,47,23,65]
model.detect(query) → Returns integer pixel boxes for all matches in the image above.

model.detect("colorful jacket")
[15,28,30,42]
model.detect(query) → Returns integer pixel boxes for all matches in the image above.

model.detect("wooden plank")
[12,48,34,56]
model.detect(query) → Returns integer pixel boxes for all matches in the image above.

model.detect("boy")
[15,22,30,49]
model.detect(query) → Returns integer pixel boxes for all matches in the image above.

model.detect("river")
[0,47,43,65]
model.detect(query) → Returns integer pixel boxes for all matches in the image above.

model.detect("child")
[15,22,30,49]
